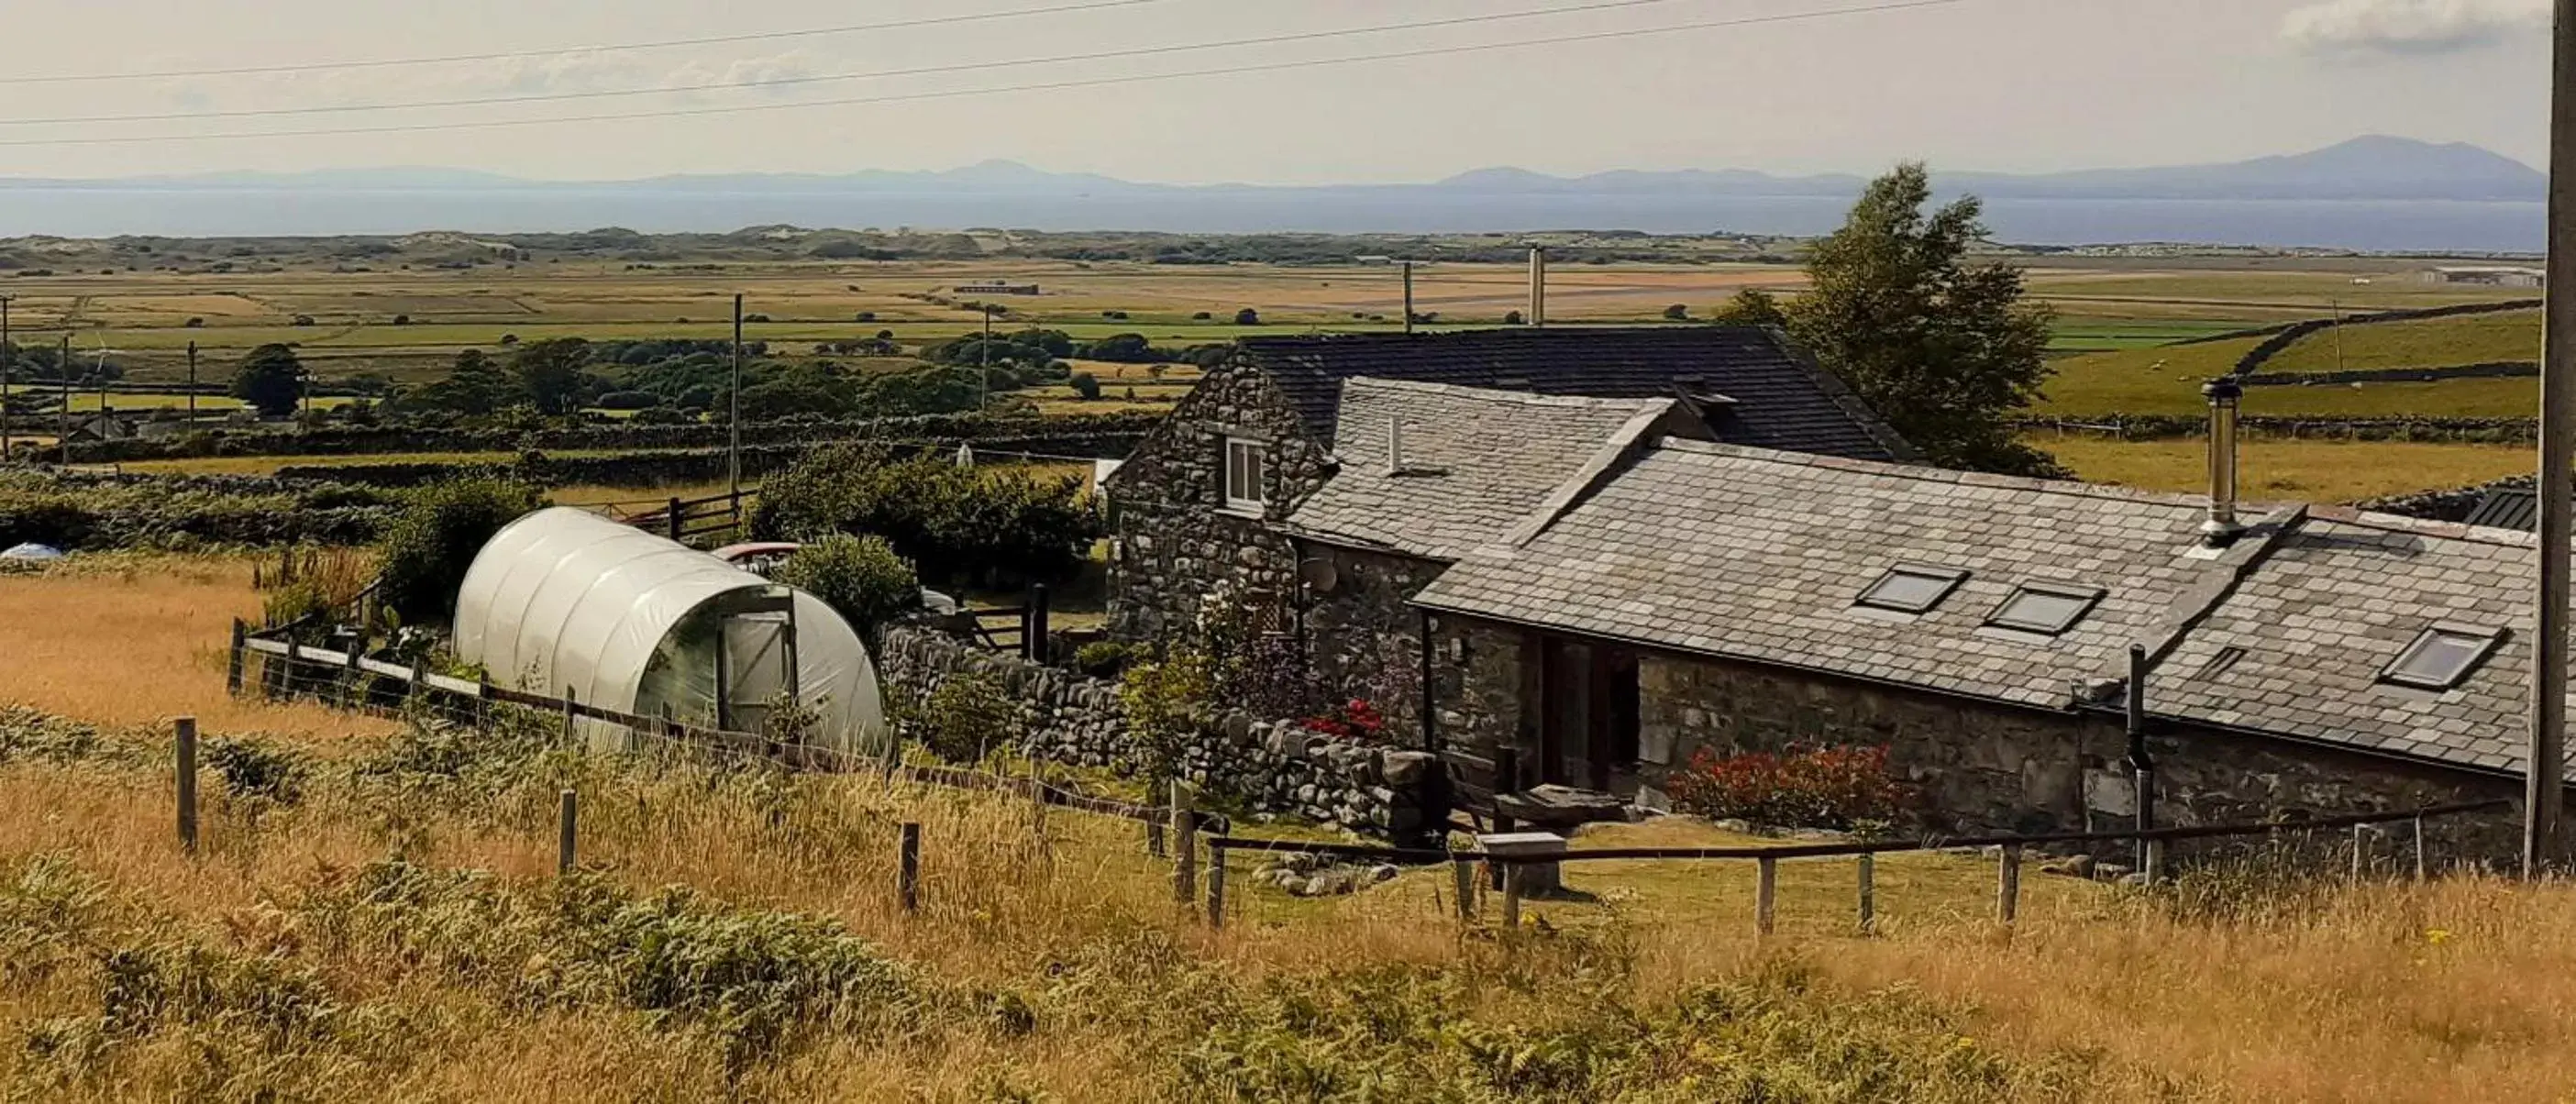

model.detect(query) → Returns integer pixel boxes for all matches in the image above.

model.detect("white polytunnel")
[452,506,888,756]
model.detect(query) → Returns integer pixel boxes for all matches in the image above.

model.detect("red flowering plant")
[1300,698,1390,743]
[1663,743,1907,831]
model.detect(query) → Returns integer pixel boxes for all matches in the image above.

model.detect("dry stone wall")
[876,626,1439,840]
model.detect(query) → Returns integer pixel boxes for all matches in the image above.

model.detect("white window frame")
[1222,436,1266,513]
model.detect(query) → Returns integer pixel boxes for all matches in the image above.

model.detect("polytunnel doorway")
[636,587,802,735]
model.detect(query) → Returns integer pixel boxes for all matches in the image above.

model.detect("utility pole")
[979,302,993,412]
[186,341,197,424]
[57,335,72,466]
[2528,0,2576,877]
[729,293,744,501]
[2331,298,2345,374]
[0,294,13,463]
[1401,260,1416,336]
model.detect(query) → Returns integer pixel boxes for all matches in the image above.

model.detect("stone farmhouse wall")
[1105,362,1331,645]
[1294,542,1445,746]
[1432,617,2523,861]
[877,626,1440,839]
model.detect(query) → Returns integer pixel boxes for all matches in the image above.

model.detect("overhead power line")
[0,0,1976,149]
[3,0,1709,127]
[0,0,1184,86]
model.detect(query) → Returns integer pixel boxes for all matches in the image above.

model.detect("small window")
[2380,624,2504,690]
[1222,436,1266,512]
[1855,565,1967,613]
[1986,582,2105,635]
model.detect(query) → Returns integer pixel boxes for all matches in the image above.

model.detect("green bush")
[1072,640,1132,679]
[377,476,543,622]
[771,534,919,640]
[749,443,1100,589]
[919,673,1014,764]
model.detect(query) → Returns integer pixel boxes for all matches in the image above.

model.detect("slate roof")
[1412,439,2248,709]
[2463,486,2539,532]
[1281,379,1671,560]
[1235,327,1908,462]
[2149,510,2571,780]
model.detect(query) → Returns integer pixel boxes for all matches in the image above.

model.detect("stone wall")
[1104,360,1332,645]
[1295,543,1445,746]
[1434,616,2524,862]
[876,626,1440,840]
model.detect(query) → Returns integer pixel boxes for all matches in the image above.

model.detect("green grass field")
[2264,308,2540,374]
[2038,436,2532,502]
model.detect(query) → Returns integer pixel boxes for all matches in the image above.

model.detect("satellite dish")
[1299,557,1339,593]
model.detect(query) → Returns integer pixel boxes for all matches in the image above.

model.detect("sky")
[0,0,2553,182]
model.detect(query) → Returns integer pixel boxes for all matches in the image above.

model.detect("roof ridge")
[2322,506,2540,548]
[1660,439,2240,511]
[1499,400,1682,548]
[1341,375,1663,411]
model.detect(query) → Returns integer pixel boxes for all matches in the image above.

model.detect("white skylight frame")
[1985,581,2106,636]
[2378,624,2504,691]
[1854,565,1968,614]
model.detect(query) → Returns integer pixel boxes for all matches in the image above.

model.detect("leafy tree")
[408,348,519,416]
[1068,371,1101,400]
[1503,310,1524,326]
[228,344,304,418]
[1233,307,1260,326]
[750,442,1099,588]
[1784,163,2061,476]
[377,477,544,621]
[1662,304,1690,321]
[772,534,920,642]
[510,337,594,416]
[1710,288,1787,326]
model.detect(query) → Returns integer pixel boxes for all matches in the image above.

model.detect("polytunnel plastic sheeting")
[449,507,887,756]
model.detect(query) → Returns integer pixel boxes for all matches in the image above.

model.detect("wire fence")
[227,621,2520,937]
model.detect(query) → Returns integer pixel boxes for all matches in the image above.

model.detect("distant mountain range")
[0,136,2547,250]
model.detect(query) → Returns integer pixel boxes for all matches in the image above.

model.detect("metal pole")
[2530,0,2576,877]
[1,294,12,462]
[729,293,744,500]
[57,335,72,466]
[186,340,197,423]
[2128,644,2156,875]
[978,302,992,411]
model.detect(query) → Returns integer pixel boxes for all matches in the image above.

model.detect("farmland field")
[2038,436,2534,502]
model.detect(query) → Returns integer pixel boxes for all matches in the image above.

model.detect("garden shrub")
[750,442,1100,588]
[770,534,919,640]
[1664,744,1906,830]
[919,673,1015,764]
[376,476,544,622]
[1072,640,1132,679]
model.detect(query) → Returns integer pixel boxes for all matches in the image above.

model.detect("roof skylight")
[1855,566,1967,614]
[2379,624,2504,691]
[1985,582,2105,635]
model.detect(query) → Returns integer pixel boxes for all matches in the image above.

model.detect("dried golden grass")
[0,555,394,739]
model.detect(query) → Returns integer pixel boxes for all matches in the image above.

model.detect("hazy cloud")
[2282,0,2547,56]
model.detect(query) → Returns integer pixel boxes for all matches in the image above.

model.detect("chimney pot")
[2200,378,2244,546]
[1386,415,1406,477]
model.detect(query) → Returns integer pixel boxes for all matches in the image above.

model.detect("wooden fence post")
[1172,808,1200,905]
[898,822,922,913]
[2414,815,2428,881]
[1205,840,1227,930]
[2352,823,2371,880]
[557,789,578,876]
[560,692,576,744]
[666,496,684,543]
[2145,838,2167,884]
[1756,856,1777,936]
[1500,863,1522,934]
[1857,852,1875,934]
[1025,583,1050,662]
[1145,778,1167,858]
[226,620,246,695]
[175,717,198,856]
[1997,845,2023,926]
[1452,858,1476,921]
[1028,756,1049,843]
[342,646,363,711]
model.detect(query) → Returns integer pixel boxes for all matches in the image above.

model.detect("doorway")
[1538,635,1639,792]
